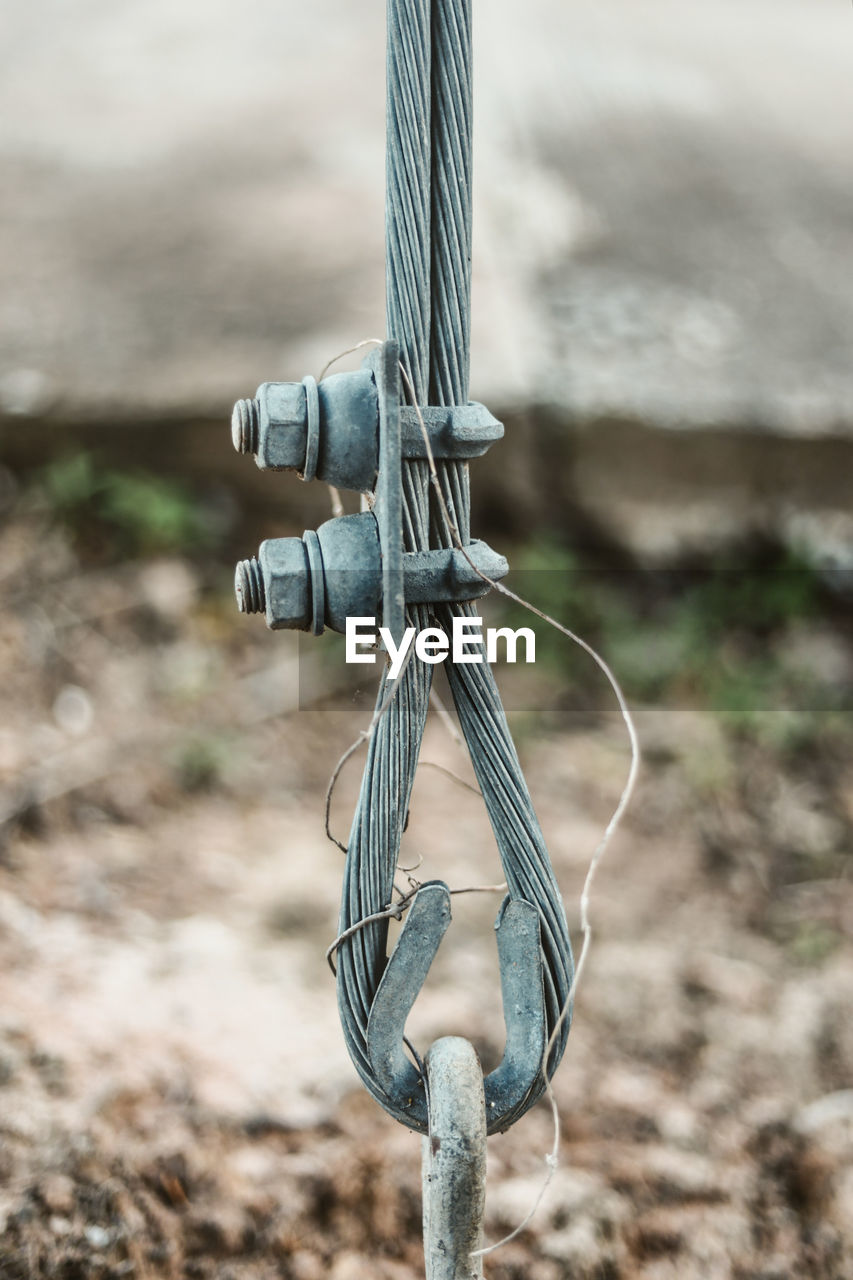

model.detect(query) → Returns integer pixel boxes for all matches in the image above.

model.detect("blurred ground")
[0,468,852,1278]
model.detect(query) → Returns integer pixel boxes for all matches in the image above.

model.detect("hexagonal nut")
[258,537,313,630]
[257,382,308,471]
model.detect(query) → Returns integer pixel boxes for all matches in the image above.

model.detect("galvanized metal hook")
[366,881,547,1135]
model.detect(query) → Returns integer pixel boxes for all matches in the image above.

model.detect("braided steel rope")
[335,0,434,1115]
[429,0,473,410]
[386,0,431,405]
[336,0,573,1130]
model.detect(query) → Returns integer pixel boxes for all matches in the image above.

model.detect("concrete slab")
[1,1,851,560]
[1,0,850,425]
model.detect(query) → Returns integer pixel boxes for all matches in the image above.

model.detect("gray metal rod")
[422,1037,486,1279]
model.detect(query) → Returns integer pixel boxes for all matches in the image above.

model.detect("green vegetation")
[786,920,842,967]
[169,733,232,793]
[37,451,214,558]
[495,537,852,744]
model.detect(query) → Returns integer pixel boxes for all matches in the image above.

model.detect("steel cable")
[335,0,434,1108]
[336,0,573,1129]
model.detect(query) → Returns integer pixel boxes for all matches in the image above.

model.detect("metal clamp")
[230,344,503,491]
[362,882,547,1136]
[230,340,574,1145]
[235,521,507,634]
[233,341,508,639]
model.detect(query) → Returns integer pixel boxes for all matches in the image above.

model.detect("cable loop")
[334,0,574,1135]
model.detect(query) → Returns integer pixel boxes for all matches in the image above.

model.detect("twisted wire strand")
[429,0,473,409]
[427,0,572,1076]
[336,654,432,1086]
[386,0,431,404]
[336,0,437,1110]
[440,607,573,1075]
